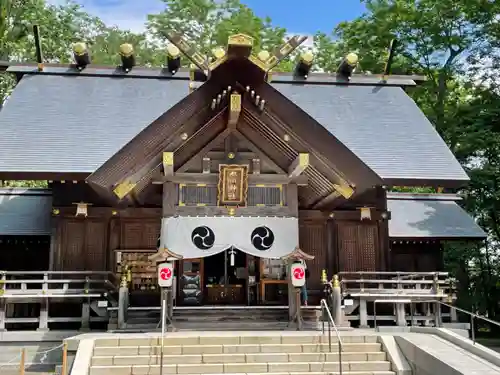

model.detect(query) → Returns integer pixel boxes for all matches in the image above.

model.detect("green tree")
[0,0,163,187]
[315,0,499,137]
[147,0,297,71]
[321,0,500,318]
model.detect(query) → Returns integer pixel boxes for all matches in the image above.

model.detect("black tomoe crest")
[251,226,275,250]
[191,226,215,250]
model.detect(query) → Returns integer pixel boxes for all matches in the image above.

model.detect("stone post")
[332,275,342,326]
[395,303,407,326]
[118,273,129,330]
[38,273,49,331]
[433,273,442,327]
[0,272,6,331]
[359,299,369,328]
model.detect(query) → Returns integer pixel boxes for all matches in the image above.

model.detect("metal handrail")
[414,299,500,346]
[320,298,343,375]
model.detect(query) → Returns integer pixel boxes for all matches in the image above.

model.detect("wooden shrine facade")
[0,33,486,306]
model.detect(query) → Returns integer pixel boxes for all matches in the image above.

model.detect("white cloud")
[47,0,165,33]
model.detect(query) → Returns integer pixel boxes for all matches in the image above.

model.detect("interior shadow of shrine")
[0,30,487,330]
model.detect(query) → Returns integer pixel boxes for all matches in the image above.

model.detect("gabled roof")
[387,193,486,239]
[0,188,52,235]
[273,84,469,186]
[0,74,188,173]
[0,70,468,188]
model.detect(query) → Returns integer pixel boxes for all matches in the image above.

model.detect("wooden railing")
[339,271,452,299]
[0,271,119,330]
[337,271,455,327]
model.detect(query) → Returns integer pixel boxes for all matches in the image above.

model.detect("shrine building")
[0,33,485,311]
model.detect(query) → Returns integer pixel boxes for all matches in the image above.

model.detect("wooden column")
[162,183,176,217]
[108,216,121,271]
[48,217,59,271]
[376,186,390,271]
[326,219,336,276]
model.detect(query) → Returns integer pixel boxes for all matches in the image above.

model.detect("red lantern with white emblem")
[157,262,174,288]
[291,262,306,287]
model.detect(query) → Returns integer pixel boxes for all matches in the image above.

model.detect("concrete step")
[89,361,393,375]
[93,342,382,356]
[91,351,387,365]
[94,334,378,347]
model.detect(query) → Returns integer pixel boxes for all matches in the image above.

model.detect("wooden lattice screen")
[337,221,378,272]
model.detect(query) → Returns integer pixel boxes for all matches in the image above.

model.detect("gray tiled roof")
[387,193,485,239]
[0,188,52,235]
[0,74,468,184]
[272,84,469,183]
[0,74,189,173]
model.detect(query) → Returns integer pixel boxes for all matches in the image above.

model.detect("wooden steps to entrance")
[89,333,395,375]
[120,306,322,331]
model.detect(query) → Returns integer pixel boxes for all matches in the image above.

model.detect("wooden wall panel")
[55,219,107,271]
[120,219,160,250]
[85,221,107,271]
[120,221,144,249]
[336,221,378,272]
[390,242,442,272]
[57,220,85,270]
[299,220,327,290]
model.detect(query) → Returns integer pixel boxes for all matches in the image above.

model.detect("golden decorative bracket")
[113,181,136,200]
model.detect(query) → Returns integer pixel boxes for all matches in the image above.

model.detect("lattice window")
[248,186,283,206]
[180,185,218,206]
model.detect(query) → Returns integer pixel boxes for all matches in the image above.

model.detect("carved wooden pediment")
[281,246,315,261]
[148,247,183,263]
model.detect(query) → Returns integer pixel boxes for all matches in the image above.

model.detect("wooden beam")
[232,130,285,174]
[299,210,329,221]
[177,128,232,173]
[288,153,309,178]
[163,152,174,176]
[175,205,295,217]
[312,190,342,209]
[152,172,308,185]
[206,151,256,159]
[333,183,355,199]
[228,93,241,128]
[53,206,161,218]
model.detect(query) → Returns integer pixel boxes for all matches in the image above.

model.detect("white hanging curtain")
[160,216,299,259]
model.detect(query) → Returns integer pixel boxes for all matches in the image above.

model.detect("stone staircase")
[89,333,394,375]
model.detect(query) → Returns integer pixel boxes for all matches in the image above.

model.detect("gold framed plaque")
[218,164,249,207]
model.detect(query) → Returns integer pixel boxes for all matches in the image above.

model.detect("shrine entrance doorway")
[176,253,289,306]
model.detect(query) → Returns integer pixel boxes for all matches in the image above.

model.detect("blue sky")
[49,0,366,34]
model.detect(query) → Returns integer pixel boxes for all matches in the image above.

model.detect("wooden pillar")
[80,302,90,331]
[377,186,390,271]
[48,217,59,271]
[162,183,176,217]
[108,217,120,271]
[326,219,335,276]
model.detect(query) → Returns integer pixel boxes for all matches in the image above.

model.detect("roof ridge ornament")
[162,31,210,72]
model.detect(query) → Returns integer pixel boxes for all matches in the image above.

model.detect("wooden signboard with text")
[217,164,249,207]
